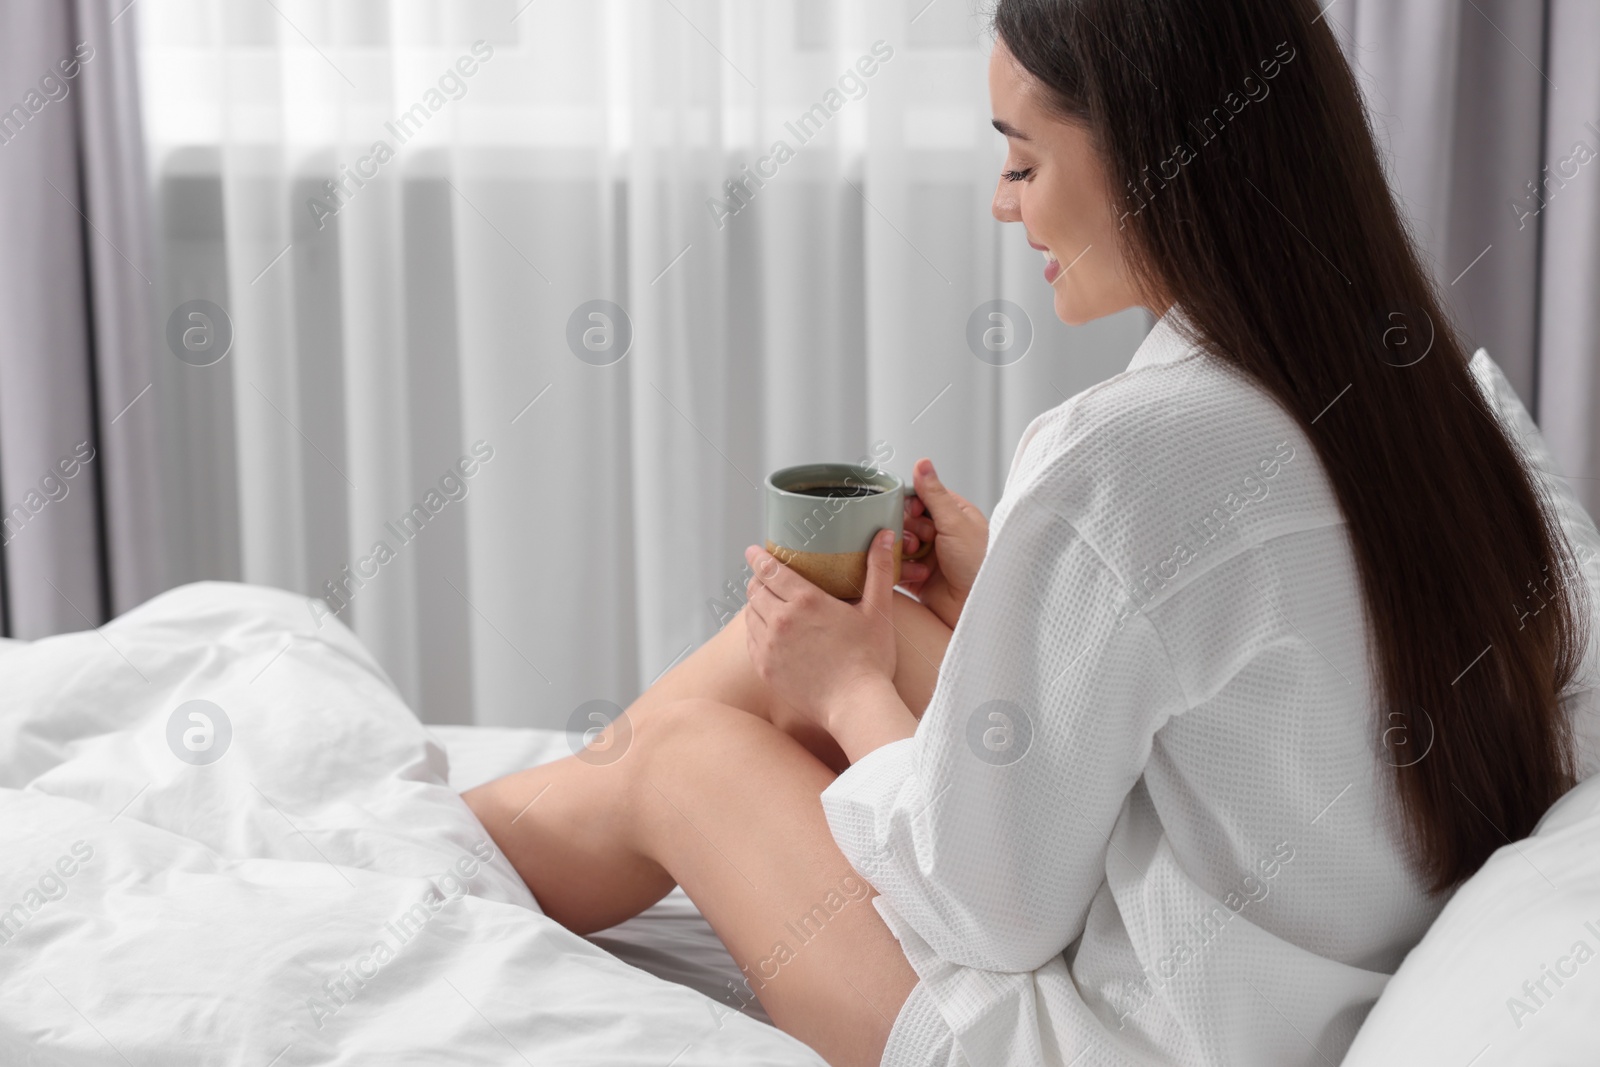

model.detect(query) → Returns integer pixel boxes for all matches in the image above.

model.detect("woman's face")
[988,36,1158,325]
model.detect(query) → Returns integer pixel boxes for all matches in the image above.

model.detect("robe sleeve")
[820,486,1188,974]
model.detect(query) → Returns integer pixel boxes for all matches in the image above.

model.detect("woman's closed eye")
[1002,167,1035,181]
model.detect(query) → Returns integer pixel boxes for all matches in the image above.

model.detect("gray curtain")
[1534,1,1600,507]
[75,0,164,620]
[1329,0,1600,511]
[0,0,162,638]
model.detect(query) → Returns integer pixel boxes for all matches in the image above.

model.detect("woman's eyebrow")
[992,118,1031,140]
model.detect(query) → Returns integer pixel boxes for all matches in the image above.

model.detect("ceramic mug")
[763,462,935,599]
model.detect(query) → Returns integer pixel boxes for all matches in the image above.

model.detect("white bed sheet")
[431,724,774,1027]
[0,581,819,1066]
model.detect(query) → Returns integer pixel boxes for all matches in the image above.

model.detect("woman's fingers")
[899,561,932,585]
[745,580,771,623]
[901,521,935,556]
[905,515,936,542]
[744,608,764,650]
[742,603,769,676]
[744,546,800,602]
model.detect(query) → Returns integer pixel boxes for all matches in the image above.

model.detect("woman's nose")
[992,179,1021,223]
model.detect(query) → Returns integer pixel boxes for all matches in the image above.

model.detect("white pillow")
[1342,773,1600,1065]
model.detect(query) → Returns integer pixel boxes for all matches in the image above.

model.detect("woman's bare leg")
[461,591,951,928]
[629,590,953,771]
[463,699,917,1067]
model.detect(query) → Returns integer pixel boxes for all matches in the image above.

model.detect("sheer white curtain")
[134,0,1149,726]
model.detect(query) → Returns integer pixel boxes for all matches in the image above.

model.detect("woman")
[465,0,1600,1063]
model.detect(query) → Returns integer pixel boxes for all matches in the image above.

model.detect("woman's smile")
[1027,236,1064,283]
[1041,247,1062,284]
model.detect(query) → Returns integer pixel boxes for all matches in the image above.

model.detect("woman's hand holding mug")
[897,458,988,629]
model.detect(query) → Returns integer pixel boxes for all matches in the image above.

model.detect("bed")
[2,579,1597,1065]
[0,581,819,1066]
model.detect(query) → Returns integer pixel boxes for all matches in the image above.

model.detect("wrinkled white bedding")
[0,582,822,1066]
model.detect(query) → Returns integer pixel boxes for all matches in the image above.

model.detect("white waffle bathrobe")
[820,307,1600,1066]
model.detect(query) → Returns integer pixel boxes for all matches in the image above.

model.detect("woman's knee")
[630,696,742,745]
[621,698,833,850]
[625,697,796,779]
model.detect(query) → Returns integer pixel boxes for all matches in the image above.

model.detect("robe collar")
[1125,304,1201,373]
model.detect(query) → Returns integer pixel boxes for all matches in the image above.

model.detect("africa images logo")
[165,700,232,766]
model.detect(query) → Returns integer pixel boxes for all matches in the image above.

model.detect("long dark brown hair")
[993,0,1589,891]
